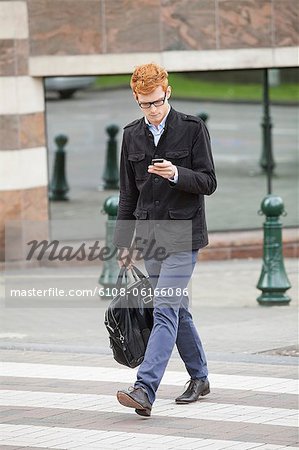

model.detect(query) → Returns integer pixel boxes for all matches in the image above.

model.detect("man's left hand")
[148,159,176,179]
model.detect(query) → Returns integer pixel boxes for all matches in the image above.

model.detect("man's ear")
[133,92,138,102]
[167,85,172,99]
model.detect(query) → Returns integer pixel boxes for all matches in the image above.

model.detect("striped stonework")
[0,2,48,261]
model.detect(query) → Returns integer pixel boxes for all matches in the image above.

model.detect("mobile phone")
[151,158,164,164]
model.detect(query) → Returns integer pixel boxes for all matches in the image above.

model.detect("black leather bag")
[104,266,154,368]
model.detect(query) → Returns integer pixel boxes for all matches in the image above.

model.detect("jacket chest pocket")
[165,149,190,165]
[128,153,148,180]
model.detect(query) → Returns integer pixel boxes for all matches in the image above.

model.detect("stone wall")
[0,0,298,259]
[0,2,48,260]
[26,0,299,75]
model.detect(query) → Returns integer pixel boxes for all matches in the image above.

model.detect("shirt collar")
[145,105,171,130]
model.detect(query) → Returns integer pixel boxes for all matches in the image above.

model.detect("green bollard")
[197,112,209,124]
[99,195,121,299]
[49,134,69,201]
[257,195,291,306]
[102,125,119,190]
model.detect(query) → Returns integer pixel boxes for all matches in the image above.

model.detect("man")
[113,63,217,417]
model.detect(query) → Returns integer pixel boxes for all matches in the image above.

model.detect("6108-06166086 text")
[99,287,189,298]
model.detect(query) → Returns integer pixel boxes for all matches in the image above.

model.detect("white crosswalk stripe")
[0,389,297,427]
[1,362,298,394]
[0,360,298,449]
[0,424,298,450]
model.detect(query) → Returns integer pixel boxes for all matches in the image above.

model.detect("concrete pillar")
[0,1,49,261]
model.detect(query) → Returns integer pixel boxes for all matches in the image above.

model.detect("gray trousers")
[134,250,208,404]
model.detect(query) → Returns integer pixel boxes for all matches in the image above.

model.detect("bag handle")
[115,265,147,291]
[131,265,147,280]
[115,266,128,291]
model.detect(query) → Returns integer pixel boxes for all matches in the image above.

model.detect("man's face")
[135,85,171,126]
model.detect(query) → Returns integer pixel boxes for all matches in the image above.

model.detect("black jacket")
[113,107,217,251]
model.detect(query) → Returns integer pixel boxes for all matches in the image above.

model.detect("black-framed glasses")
[138,93,167,109]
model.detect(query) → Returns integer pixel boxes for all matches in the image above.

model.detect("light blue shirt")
[145,107,178,183]
[145,107,170,146]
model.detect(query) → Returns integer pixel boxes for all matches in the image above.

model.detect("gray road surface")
[46,89,299,241]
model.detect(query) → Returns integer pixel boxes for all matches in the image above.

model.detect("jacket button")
[155,200,160,206]
[154,177,159,183]
[154,154,159,158]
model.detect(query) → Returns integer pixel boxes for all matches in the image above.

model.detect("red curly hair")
[130,63,169,95]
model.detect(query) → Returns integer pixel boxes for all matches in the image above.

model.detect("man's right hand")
[117,247,135,269]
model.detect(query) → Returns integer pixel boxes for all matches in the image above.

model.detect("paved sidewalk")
[0,350,298,449]
[1,258,298,354]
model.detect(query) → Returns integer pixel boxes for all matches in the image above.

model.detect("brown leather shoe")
[175,378,210,404]
[117,387,152,417]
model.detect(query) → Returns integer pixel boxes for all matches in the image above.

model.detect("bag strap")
[115,266,128,291]
[131,265,147,280]
[115,265,147,291]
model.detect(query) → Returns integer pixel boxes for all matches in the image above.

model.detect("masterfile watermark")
[9,287,98,297]
[4,218,193,308]
[9,286,189,299]
[26,239,169,262]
